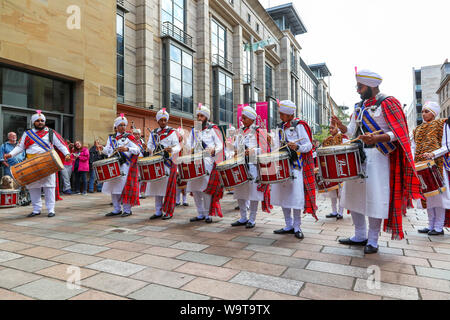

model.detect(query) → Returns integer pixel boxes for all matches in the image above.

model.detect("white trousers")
[238,199,258,224]
[331,198,344,216]
[155,196,164,216]
[176,188,187,204]
[350,211,382,248]
[427,207,446,232]
[192,191,212,218]
[282,208,302,232]
[111,194,132,214]
[29,187,55,214]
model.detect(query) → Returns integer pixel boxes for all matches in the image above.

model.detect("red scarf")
[365,96,424,240]
[296,119,318,220]
[119,134,140,207]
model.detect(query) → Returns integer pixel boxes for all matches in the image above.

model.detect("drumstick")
[342,130,383,145]
[274,138,306,153]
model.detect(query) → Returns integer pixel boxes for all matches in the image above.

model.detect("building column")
[232,25,243,127]
[196,0,211,114]
[278,36,290,101]
[135,0,154,109]
[256,49,266,102]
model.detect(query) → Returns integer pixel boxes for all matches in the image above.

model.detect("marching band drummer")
[175,127,189,207]
[230,106,270,229]
[5,111,70,218]
[132,128,147,199]
[102,114,141,217]
[322,126,349,220]
[331,69,422,254]
[271,100,317,240]
[146,109,181,220]
[186,104,224,224]
[412,101,450,236]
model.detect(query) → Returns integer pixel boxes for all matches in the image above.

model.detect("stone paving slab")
[170,241,209,252]
[130,267,195,288]
[1,256,58,273]
[0,268,42,289]
[62,244,110,255]
[81,273,147,296]
[86,259,146,277]
[232,236,275,246]
[128,283,210,300]
[13,278,87,300]
[230,271,303,296]
[249,252,309,269]
[353,278,420,300]
[0,251,22,263]
[176,252,231,266]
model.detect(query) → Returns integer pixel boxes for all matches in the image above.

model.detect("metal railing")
[212,54,233,72]
[161,21,193,48]
[242,74,256,84]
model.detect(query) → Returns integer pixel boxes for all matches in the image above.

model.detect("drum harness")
[190,123,221,176]
[151,127,175,173]
[277,121,302,179]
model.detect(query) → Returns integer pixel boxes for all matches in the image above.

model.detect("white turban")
[423,101,441,118]
[356,69,383,88]
[114,113,128,128]
[242,106,257,121]
[156,108,169,122]
[31,110,46,125]
[196,103,210,119]
[278,100,296,115]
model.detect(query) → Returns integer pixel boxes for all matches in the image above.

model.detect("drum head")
[93,157,118,167]
[317,144,359,156]
[0,189,19,194]
[177,153,204,164]
[138,155,163,164]
[258,151,289,164]
[50,149,64,170]
[415,160,436,171]
[217,156,245,170]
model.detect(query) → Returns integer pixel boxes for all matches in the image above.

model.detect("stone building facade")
[0,0,117,144]
[437,60,450,119]
[412,64,441,126]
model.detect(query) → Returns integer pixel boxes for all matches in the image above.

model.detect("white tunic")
[233,126,264,202]
[101,133,140,195]
[9,128,69,189]
[340,96,397,219]
[271,122,312,210]
[411,122,450,209]
[185,125,223,193]
[145,127,181,197]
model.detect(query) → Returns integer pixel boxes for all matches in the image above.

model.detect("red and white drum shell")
[216,156,249,190]
[257,151,291,185]
[0,189,20,208]
[317,144,362,183]
[177,153,206,182]
[138,155,166,182]
[93,157,122,183]
[314,168,340,194]
[415,160,446,198]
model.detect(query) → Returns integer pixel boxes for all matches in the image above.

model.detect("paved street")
[0,191,449,300]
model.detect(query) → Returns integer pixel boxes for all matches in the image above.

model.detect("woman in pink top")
[72,141,90,195]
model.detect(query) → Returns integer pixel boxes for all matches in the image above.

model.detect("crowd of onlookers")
[0,131,106,195]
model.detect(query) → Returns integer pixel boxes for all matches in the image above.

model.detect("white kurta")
[9,128,69,189]
[411,122,450,209]
[340,96,396,219]
[233,126,264,202]
[271,123,312,210]
[101,133,140,195]
[185,125,223,193]
[145,127,181,197]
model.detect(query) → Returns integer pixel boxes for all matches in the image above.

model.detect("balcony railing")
[161,21,193,49]
[291,59,298,76]
[212,54,233,73]
[242,74,256,84]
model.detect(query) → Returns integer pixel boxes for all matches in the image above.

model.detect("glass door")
[2,111,29,143]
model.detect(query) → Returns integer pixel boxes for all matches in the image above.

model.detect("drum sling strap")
[277,121,303,169]
[152,127,174,168]
[110,134,132,165]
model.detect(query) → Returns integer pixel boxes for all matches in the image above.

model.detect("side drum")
[0,189,20,208]
[317,144,363,183]
[216,156,250,190]
[177,153,206,182]
[257,151,291,185]
[314,168,340,194]
[138,155,166,182]
[11,149,64,187]
[415,160,446,198]
[93,157,123,183]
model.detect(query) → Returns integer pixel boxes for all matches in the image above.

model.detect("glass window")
[216,71,233,123]
[170,45,182,63]
[170,60,181,79]
[182,67,192,84]
[161,0,185,31]
[166,44,193,113]
[1,68,28,108]
[211,19,226,60]
[117,12,125,102]
[182,52,192,69]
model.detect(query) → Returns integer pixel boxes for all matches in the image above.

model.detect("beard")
[34,123,45,130]
[360,87,373,100]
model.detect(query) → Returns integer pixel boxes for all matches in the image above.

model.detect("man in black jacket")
[88,140,106,193]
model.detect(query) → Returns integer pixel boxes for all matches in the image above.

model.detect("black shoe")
[149,213,163,220]
[162,214,172,220]
[418,228,430,234]
[48,212,55,218]
[245,222,255,229]
[231,220,248,227]
[105,211,122,217]
[27,212,41,218]
[190,216,205,222]
[234,206,240,211]
[338,238,368,246]
[273,228,295,235]
[428,230,445,236]
[295,231,304,240]
[183,203,189,207]
[336,215,343,220]
[326,213,338,219]
[176,203,181,207]
[364,245,379,254]
[121,211,132,217]
[205,217,213,224]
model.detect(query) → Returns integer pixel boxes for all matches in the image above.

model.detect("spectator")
[72,141,89,195]
[88,140,106,193]
[60,140,74,194]
[0,132,25,177]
